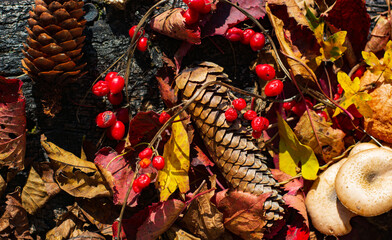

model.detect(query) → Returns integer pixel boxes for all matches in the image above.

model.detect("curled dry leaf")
[365,15,392,54]
[165,225,201,240]
[214,190,271,240]
[150,8,201,45]
[294,110,345,162]
[0,76,26,172]
[41,136,113,198]
[21,162,61,215]
[0,188,33,240]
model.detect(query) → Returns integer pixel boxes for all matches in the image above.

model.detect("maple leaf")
[314,22,347,66]
[362,40,392,80]
[332,72,372,118]
[277,113,319,180]
[157,115,190,201]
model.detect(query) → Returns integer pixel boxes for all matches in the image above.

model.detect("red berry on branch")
[139,148,153,160]
[225,27,243,42]
[255,64,276,81]
[159,111,171,124]
[128,25,145,39]
[232,98,246,111]
[182,8,199,25]
[152,156,165,170]
[109,75,125,94]
[115,108,129,123]
[199,0,211,14]
[137,37,148,52]
[139,158,151,168]
[250,32,265,51]
[337,84,343,95]
[96,111,117,128]
[132,178,142,193]
[351,65,366,80]
[252,130,262,139]
[225,107,238,122]
[92,81,110,97]
[291,100,313,116]
[283,101,294,111]
[108,92,123,105]
[108,121,125,140]
[137,174,151,188]
[187,0,206,12]
[316,110,328,121]
[251,117,269,132]
[241,29,255,45]
[105,72,118,83]
[264,79,283,97]
[244,110,258,121]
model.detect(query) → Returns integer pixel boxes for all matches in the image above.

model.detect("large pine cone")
[22,0,87,116]
[176,62,285,228]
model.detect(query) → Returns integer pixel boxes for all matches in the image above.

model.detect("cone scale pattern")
[22,0,87,116]
[176,62,285,227]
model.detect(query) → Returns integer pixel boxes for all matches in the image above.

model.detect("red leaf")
[112,207,150,240]
[150,8,201,45]
[324,0,370,56]
[283,192,308,227]
[94,147,138,207]
[270,169,303,195]
[128,111,161,146]
[191,144,214,167]
[156,58,177,107]
[0,76,26,171]
[203,0,265,36]
[286,224,309,240]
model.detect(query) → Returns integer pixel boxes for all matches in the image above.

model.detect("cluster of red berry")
[255,64,284,97]
[133,147,166,193]
[129,25,148,52]
[224,98,269,138]
[93,72,129,140]
[181,0,211,25]
[225,27,265,51]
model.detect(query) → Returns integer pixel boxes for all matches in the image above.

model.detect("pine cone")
[22,0,87,116]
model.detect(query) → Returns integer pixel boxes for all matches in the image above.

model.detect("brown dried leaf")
[150,8,201,45]
[365,16,392,54]
[182,176,224,239]
[21,162,60,215]
[0,175,6,198]
[215,190,270,240]
[165,225,201,240]
[41,136,113,198]
[0,188,33,239]
[294,110,345,162]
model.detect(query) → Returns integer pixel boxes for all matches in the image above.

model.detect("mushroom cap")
[336,148,392,216]
[349,142,378,157]
[306,158,356,236]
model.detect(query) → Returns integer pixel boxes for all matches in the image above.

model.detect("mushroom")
[306,158,356,236]
[348,142,378,157]
[335,147,392,216]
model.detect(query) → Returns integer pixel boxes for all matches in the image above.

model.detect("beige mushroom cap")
[336,148,392,216]
[349,142,378,157]
[306,158,356,236]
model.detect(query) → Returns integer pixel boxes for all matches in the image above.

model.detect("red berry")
[187,0,206,12]
[108,75,125,94]
[251,117,269,132]
[333,93,341,101]
[108,121,125,140]
[139,148,153,159]
[105,72,118,83]
[108,92,123,105]
[225,107,238,122]
[92,81,110,97]
[225,27,243,42]
[152,156,165,170]
[337,84,343,95]
[199,0,211,14]
[351,65,366,80]
[252,130,262,139]
[137,174,151,188]
[283,101,294,111]
[264,79,284,97]
[137,37,148,52]
[159,111,171,124]
[255,64,276,81]
[232,98,247,111]
[128,25,145,39]
[182,8,199,25]
[241,29,255,45]
[115,108,129,123]
[347,104,363,118]
[250,33,265,51]
[316,110,328,121]
[139,158,151,168]
[244,110,257,121]
[96,111,117,128]
[292,100,313,116]
[132,178,142,193]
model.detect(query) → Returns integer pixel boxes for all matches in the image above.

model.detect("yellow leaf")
[277,113,319,180]
[333,72,372,118]
[314,23,347,65]
[362,41,392,80]
[158,116,190,201]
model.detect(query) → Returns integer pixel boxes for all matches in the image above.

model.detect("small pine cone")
[22,0,87,116]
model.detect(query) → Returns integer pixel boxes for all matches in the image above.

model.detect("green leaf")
[305,4,320,30]
[277,113,319,180]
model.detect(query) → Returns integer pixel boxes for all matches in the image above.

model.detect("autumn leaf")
[313,22,347,66]
[362,40,392,80]
[332,72,372,118]
[277,113,319,180]
[157,115,190,201]
[128,111,162,147]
